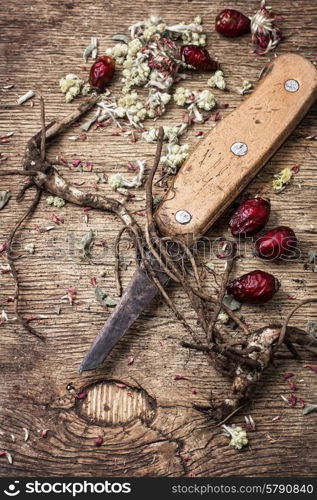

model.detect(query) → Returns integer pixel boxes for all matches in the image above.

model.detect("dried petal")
[115,383,126,389]
[174,375,188,381]
[0,450,13,464]
[289,394,298,407]
[95,435,104,447]
[75,391,88,400]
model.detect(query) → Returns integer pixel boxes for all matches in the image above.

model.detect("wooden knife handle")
[155,53,317,244]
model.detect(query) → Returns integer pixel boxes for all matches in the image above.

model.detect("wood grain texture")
[0,0,317,478]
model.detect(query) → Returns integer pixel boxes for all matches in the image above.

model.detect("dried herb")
[0,191,11,210]
[94,286,117,307]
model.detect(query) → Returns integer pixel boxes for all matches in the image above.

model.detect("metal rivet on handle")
[231,142,248,156]
[175,210,192,224]
[284,79,299,93]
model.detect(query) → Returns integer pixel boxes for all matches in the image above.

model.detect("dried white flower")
[174,87,216,112]
[108,161,146,191]
[59,74,84,103]
[222,424,248,450]
[142,123,187,144]
[217,311,229,324]
[161,143,189,174]
[46,196,65,208]
[208,70,226,90]
[239,79,253,95]
[25,243,35,254]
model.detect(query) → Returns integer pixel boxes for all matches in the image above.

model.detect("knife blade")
[79,253,168,373]
[80,53,317,373]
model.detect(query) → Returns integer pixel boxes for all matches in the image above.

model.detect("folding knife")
[79,53,317,373]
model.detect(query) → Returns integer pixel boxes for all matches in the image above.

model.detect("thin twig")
[277,298,317,347]
[40,96,46,162]
[7,188,44,341]
[0,170,39,177]
[207,242,236,344]
[145,126,164,223]
[114,225,139,297]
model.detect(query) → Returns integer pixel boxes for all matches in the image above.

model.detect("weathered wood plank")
[0,0,317,477]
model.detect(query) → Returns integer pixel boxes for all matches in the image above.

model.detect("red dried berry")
[229,198,271,237]
[215,9,251,37]
[89,56,115,91]
[254,226,298,260]
[227,270,279,304]
[181,45,219,72]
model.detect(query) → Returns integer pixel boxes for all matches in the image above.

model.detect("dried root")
[186,318,317,423]
[1,95,316,425]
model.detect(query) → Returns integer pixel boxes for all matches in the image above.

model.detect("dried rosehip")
[254,226,298,260]
[229,197,271,237]
[89,56,115,91]
[227,270,279,304]
[181,45,219,72]
[215,9,251,37]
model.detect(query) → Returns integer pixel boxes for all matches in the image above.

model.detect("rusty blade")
[79,256,168,373]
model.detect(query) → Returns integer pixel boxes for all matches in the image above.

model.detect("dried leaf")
[222,295,241,311]
[76,230,94,256]
[307,321,317,338]
[83,37,98,63]
[0,191,11,210]
[205,262,215,271]
[307,250,317,271]
[112,34,131,44]
[94,286,117,307]
[302,404,317,415]
[96,172,107,184]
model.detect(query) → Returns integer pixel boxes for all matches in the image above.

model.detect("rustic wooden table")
[0,0,316,477]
